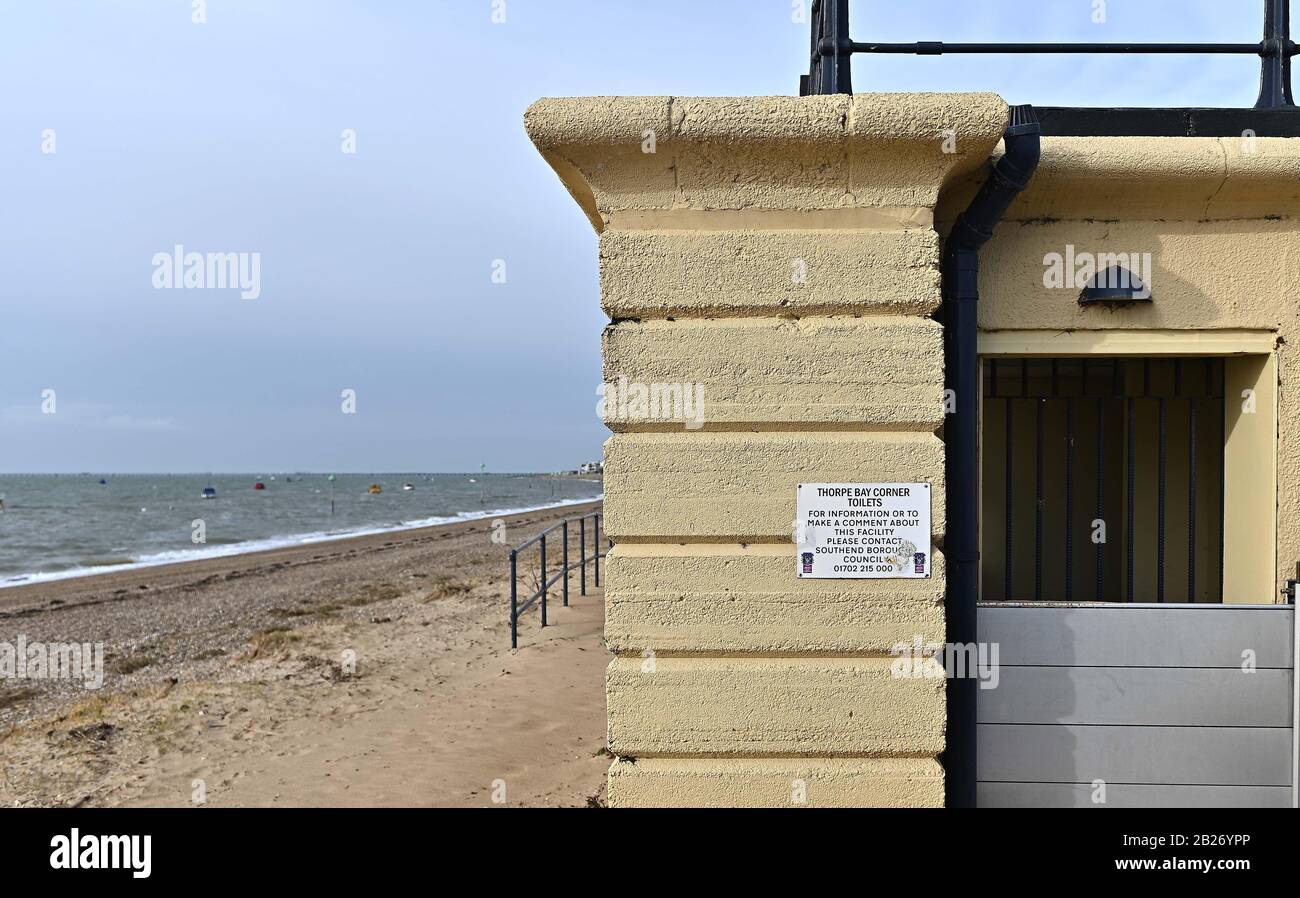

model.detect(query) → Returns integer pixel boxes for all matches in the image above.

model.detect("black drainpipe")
[943,104,1041,809]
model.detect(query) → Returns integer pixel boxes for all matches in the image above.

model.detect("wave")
[0,495,603,590]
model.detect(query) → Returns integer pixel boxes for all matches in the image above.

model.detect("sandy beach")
[0,501,609,808]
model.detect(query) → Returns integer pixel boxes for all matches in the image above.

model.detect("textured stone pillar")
[527,94,1007,806]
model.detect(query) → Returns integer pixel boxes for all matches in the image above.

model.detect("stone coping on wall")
[525,93,1009,232]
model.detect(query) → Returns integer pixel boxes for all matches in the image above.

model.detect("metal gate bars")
[982,357,1226,604]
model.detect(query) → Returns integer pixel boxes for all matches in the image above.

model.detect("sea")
[0,473,603,589]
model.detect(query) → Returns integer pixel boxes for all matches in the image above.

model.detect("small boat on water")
[402,483,414,491]
[254,482,266,491]
[201,487,217,499]
[368,484,382,494]
[98,479,107,485]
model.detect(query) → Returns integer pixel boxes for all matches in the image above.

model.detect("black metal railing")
[508,510,608,648]
[801,0,1300,134]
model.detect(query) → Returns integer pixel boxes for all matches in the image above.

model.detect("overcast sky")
[0,0,1268,472]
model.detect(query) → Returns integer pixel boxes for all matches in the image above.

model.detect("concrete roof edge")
[984,136,1300,221]
[524,93,1009,150]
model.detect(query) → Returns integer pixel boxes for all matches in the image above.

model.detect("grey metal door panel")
[977,782,1294,808]
[979,666,1293,727]
[977,604,1294,668]
[975,603,1296,805]
[977,724,1293,786]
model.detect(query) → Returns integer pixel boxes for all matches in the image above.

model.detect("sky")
[0,0,1271,473]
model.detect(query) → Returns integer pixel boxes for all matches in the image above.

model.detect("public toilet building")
[526,1,1300,807]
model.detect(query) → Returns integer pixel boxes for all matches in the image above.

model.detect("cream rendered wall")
[954,136,1300,603]
[527,94,1009,807]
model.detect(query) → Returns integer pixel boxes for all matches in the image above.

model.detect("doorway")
[972,341,1293,807]
[980,356,1224,604]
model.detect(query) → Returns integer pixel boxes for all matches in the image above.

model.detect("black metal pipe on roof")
[941,104,1041,809]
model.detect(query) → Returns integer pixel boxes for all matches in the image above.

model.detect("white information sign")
[796,483,931,579]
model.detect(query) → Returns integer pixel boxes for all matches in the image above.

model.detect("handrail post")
[562,520,570,606]
[540,534,548,628]
[510,549,518,649]
[803,0,853,95]
[1256,0,1295,109]
[580,516,587,595]
[594,512,601,588]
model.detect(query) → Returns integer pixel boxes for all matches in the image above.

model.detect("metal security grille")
[981,357,1226,604]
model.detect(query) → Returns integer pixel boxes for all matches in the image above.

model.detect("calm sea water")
[0,473,603,588]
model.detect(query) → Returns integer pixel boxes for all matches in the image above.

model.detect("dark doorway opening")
[980,357,1226,604]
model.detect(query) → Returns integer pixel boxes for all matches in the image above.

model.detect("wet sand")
[0,501,609,807]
